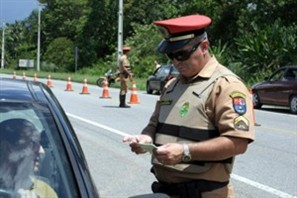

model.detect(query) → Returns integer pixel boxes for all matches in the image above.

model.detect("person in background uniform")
[119,45,133,108]
[0,118,57,198]
[123,14,255,198]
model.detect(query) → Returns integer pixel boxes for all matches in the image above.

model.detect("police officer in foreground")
[119,46,133,108]
[123,14,255,198]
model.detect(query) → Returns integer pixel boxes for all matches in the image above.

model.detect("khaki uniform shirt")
[142,56,255,183]
[120,54,131,73]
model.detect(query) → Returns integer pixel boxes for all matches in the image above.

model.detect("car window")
[283,68,297,81]
[0,102,79,197]
[156,66,170,77]
[269,69,285,81]
[170,66,179,76]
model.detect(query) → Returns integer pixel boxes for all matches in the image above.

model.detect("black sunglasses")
[166,42,201,61]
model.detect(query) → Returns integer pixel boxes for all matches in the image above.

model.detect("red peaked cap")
[123,46,131,51]
[154,15,212,53]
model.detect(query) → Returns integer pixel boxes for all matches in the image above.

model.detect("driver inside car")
[0,118,57,198]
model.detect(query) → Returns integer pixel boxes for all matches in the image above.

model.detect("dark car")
[251,66,297,114]
[0,78,99,198]
[146,64,179,94]
[0,78,170,198]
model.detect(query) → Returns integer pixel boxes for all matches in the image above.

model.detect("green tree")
[77,0,118,68]
[125,23,164,77]
[2,0,296,84]
[41,0,89,42]
[43,37,74,72]
[4,20,36,68]
[234,20,297,81]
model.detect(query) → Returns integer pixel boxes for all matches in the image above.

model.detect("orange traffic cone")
[47,74,53,87]
[65,76,74,91]
[22,72,26,80]
[249,89,260,126]
[128,82,140,104]
[80,78,90,94]
[33,72,38,82]
[100,77,111,98]
[13,71,17,80]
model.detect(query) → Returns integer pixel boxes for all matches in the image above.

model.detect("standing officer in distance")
[119,46,132,108]
[123,14,255,197]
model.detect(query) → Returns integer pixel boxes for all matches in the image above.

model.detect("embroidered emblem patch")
[230,91,247,115]
[160,100,172,105]
[234,116,249,131]
[179,102,189,117]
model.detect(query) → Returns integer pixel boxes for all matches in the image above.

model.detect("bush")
[125,23,167,78]
[78,60,109,76]
[43,37,75,72]
[234,20,297,75]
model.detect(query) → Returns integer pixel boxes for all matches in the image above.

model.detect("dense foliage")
[1,0,296,85]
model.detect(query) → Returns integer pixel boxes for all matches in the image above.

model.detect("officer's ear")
[199,40,209,54]
[200,40,209,53]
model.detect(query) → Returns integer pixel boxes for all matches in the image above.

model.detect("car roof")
[0,77,49,102]
[161,64,174,67]
[281,65,297,69]
[160,64,178,71]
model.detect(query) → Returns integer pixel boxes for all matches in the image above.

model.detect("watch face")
[183,155,191,162]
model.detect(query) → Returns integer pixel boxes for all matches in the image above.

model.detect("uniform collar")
[180,55,219,83]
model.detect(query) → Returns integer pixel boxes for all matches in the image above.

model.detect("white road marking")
[67,113,297,198]
[231,174,296,198]
[67,113,128,137]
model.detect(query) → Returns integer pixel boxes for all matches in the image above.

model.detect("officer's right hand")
[123,135,152,154]
[153,143,184,165]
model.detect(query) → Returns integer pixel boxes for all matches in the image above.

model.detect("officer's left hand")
[153,143,183,165]
[123,134,153,154]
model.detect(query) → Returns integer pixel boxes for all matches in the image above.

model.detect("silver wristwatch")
[182,144,192,162]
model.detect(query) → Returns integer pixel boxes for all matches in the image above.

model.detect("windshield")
[0,102,79,198]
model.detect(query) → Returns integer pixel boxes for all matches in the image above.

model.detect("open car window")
[0,102,79,197]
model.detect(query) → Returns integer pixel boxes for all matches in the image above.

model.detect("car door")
[275,68,297,105]
[258,68,297,106]
[150,66,170,90]
[257,68,286,104]
[148,67,162,90]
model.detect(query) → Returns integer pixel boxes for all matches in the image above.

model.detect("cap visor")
[157,39,191,53]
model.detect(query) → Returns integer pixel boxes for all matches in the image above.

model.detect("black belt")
[156,123,220,142]
[155,122,233,164]
[152,179,229,198]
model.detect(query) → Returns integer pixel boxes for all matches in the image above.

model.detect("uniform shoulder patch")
[230,91,247,115]
[234,116,249,131]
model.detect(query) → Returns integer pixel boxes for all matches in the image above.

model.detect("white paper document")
[137,143,157,153]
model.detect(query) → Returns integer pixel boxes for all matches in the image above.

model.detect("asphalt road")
[2,74,297,198]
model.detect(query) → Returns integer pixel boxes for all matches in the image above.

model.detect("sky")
[0,0,38,27]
